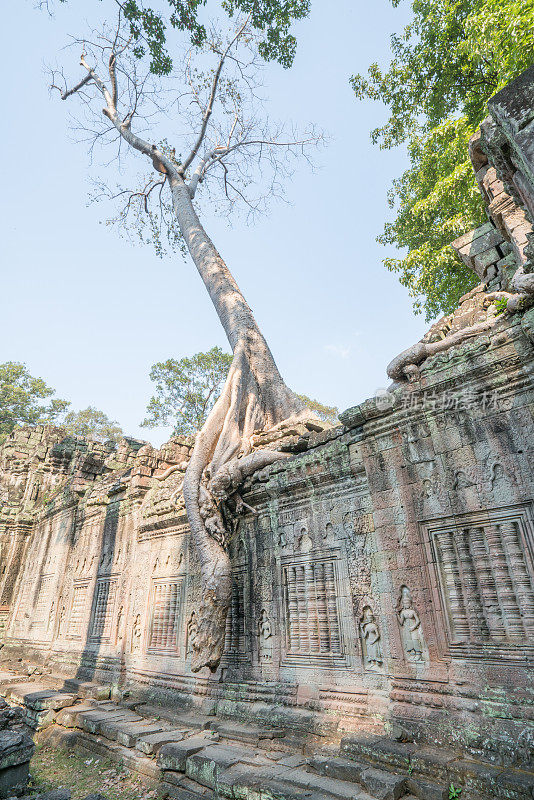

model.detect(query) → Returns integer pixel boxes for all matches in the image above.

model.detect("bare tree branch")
[180,15,251,174]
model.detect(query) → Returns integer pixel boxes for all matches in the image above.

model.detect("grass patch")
[28,744,158,800]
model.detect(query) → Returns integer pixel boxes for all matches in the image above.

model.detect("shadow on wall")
[73,498,121,685]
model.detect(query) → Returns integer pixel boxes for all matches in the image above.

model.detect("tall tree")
[0,362,69,443]
[53,15,322,670]
[142,347,233,435]
[352,0,534,321]
[63,406,124,443]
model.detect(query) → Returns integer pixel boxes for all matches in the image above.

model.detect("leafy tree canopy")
[63,406,124,443]
[0,362,69,443]
[352,0,534,321]
[142,346,234,435]
[296,393,339,425]
[50,0,310,72]
[142,349,339,434]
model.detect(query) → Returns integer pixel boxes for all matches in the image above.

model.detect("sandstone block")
[158,737,208,772]
[209,720,284,744]
[0,762,30,800]
[496,769,534,798]
[360,767,406,800]
[115,722,168,748]
[185,744,247,789]
[409,747,460,783]
[0,731,33,770]
[307,754,366,783]
[473,247,501,272]
[78,709,138,735]
[23,691,76,712]
[135,729,188,755]
[405,777,448,800]
[55,704,94,728]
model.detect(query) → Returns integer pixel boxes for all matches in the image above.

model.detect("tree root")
[387,317,499,382]
[182,342,310,672]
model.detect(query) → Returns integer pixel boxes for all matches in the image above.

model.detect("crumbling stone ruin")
[0,699,33,799]
[0,69,534,800]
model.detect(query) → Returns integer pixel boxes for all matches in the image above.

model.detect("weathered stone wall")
[1,304,533,765]
[1,69,534,770]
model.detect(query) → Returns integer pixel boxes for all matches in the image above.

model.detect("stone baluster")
[306,563,319,653]
[435,532,470,642]
[296,565,309,651]
[315,562,330,652]
[499,520,534,637]
[455,529,490,639]
[324,561,341,654]
[468,526,506,639]
[285,566,299,651]
[485,524,523,639]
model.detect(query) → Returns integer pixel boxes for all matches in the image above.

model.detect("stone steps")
[341,733,534,800]
[3,674,533,800]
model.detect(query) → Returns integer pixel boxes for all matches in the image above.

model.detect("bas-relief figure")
[359,606,383,670]
[186,611,199,656]
[258,609,273,662]
[397,586,426,663]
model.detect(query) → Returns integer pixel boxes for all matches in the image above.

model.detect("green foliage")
[142,346,233,435]
[379,117,482,320]
[142,350,339,434]
[0,362,69,444]
[296,394,339,425]
[62,406,124,443]
[352,0,534,320]
[493,295,509,315]
[54,0,310,73]
[449,783,462,799]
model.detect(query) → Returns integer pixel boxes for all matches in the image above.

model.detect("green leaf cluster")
[296,393,339,425]
[56,1,310,73]
[62,406,124,443]
[0,362,69,444]
[352,0,534,320]
[141,346,234,435]
[142,349,339,434]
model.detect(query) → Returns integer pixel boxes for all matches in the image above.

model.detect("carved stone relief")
[131,613,142,652]
[186,611,199,656]
[397,585,426,662]
[282,556,344,664]
[426,508,534,649]
[89,578,118,642]
[68,581,90,639]
[146,577,184,654]
[359,605,383,671]
[258,609,273,662]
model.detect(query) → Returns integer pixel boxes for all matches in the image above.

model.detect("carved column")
[485,524,523,639]
[296,565,309,651]
[468,526,507,639]
[306,563,319,653]
[435,532,470,642]
[324,561,341,653]
[499,520,534,637]
[315,563,330,652]
[456,528,490,639]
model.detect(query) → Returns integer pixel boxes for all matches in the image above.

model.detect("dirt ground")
[28,744,160,800]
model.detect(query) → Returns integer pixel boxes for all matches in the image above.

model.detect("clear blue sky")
[1,0,428,446]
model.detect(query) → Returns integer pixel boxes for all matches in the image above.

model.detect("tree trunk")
[64,54,311,673]
[168,174,306,671]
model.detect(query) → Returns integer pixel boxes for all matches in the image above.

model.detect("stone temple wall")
[1,71,534,770]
